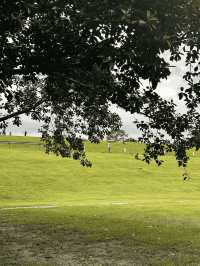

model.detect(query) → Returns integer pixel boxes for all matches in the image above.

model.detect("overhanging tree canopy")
[0,0,200,166]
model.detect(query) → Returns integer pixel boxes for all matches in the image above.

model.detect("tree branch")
[0,99,45,123]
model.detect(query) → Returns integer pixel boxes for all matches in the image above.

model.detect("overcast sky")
[7,56,187,137]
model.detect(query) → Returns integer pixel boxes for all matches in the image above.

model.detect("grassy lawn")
[0,135,41,143]
[0,137,200,265]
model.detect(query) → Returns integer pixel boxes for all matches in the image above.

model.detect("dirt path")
[0,205,57,210]
[0,202,128,211]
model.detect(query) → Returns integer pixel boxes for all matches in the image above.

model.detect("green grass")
[1,136,200,265]
[0,135,40,142]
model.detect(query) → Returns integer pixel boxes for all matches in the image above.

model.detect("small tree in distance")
[107,129,128,142]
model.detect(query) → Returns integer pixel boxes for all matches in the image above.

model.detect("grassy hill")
[1,136,200,265]
[0,135,41,143]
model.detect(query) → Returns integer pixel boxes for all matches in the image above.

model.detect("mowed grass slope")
[0,137,199,207]
[1,136,200,265]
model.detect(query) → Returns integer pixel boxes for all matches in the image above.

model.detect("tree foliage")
[107,129,128,141]
[0,0,200,166]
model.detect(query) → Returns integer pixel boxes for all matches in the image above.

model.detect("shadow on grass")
[0,206,200,265]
